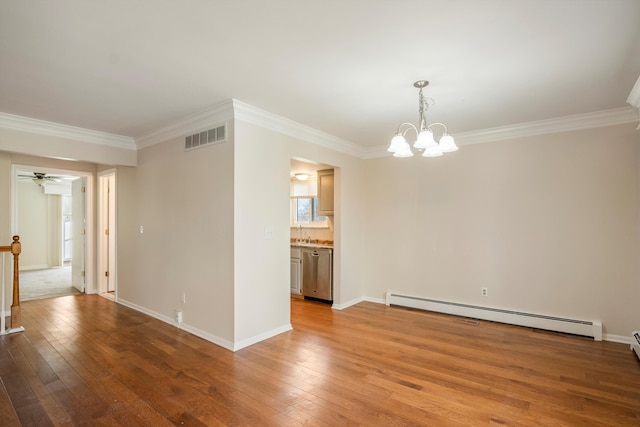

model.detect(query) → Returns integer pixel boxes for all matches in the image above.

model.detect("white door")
[107,174,116,292]
[71,177,86,292]
[100,173,116,292]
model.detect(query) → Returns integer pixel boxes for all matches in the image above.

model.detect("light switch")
[139,225,144,234]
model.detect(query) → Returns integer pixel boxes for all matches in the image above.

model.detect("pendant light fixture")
[388,80,458,158]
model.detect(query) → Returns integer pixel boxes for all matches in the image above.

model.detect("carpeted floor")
[19,265,80,301]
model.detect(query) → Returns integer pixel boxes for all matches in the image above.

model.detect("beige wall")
[363,123,640,338]
[116,131,236,346]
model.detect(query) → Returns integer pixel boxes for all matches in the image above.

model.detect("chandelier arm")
[396,122,418,137]
[426,122,450,135]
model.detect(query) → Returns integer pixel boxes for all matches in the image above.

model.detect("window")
[291,197,327,227]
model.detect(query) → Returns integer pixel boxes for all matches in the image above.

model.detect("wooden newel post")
[10,235,21,329]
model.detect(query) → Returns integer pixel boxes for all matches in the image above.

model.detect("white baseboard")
[232,324,293,351]
[117,298,233,350]
[116,297,291,352]
[21,264,49,271]
[362,296,385,305]
[332,295,386,310]
[332,296,365,310]
[603,334,631,345]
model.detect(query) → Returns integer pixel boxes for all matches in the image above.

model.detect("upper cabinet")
[317,169,334,216]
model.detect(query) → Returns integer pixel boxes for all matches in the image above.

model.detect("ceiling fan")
[18,172,63,186]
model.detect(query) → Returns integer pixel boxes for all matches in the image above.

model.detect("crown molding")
[231,100,367,158]
[135,100,235,148]
[0,112,136,149]
[364,106,639,159]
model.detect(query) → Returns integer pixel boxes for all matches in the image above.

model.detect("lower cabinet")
[290,248,302,295]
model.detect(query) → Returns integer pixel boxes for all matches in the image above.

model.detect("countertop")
[290,241,334,249]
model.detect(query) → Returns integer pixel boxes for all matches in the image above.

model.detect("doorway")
[12,164,95,300]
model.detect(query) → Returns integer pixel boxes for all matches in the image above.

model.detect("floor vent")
[184,124,226,151]
[386,292,602,340]
[632,331,640,361]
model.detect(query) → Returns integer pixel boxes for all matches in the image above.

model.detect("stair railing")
[0,236,22,332]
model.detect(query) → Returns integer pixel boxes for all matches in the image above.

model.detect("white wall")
[363,123,640,338]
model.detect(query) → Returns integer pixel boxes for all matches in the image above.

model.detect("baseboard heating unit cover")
[632,331,640,361]
[385,292,602,341]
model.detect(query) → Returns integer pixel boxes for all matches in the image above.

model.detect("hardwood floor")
[1,295,639,426]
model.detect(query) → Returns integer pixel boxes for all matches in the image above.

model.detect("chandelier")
[388,80,458,157]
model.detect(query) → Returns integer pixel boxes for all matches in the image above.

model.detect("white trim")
[0,112,136,149]
[117,297,236,351]
[116,297,291,351]
[20,264,49,271]
[627,75,640,108]
[332,296,366,310]
[603,334,630,345]
[0,326,25,336]
[135,100,234,148]
[232,324,293,351]
[363,106,639,159]
[232,100,368,158]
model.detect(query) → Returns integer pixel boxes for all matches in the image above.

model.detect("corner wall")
[232,119,367,347]
[117,131,236,347]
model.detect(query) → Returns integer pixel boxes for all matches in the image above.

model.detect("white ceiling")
[1,1,639,150]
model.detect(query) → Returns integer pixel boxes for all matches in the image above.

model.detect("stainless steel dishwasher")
[302,248,332,301]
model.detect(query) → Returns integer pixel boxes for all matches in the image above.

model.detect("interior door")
[107,174,116,292]
[71,177,86,292]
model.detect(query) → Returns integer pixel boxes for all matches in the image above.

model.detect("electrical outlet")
[175,310,183,323]
[481,287,488,297]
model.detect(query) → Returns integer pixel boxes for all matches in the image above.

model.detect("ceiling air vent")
[184,124,226,151]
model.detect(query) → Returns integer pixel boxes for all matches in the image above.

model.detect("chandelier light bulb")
[393,139,414,157]
[388,134,406,153]
[414,130,435,150]
[438,134,459,153]
[422,144,443,157]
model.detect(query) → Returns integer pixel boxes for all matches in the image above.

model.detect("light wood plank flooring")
[1,295,639,426]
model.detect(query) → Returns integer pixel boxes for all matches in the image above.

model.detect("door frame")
[97,169,117,297]
[11,164,96,293]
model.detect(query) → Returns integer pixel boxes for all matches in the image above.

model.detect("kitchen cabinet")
[317,169,334,216]
[290,247,302,295]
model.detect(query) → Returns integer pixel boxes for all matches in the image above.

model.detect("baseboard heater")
[632,331,640,361]
[385,292,602,341]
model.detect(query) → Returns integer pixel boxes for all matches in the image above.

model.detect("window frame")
[290,197,328,228]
